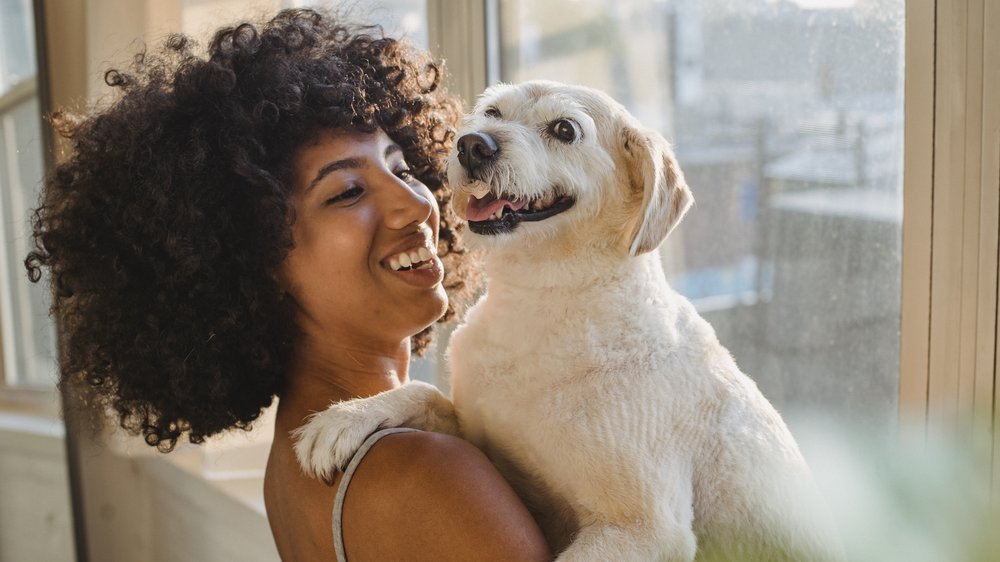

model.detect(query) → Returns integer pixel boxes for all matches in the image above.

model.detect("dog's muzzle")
[457,132,499,176]
[455,130,576,236]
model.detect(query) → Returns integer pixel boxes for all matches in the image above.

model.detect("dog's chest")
[450,288,619,390]
[450,290,598,432]
[448,284,679,458]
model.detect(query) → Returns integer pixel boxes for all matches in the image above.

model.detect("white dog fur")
[294,80,843,561]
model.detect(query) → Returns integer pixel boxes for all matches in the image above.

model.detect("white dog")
[295,80,842,561]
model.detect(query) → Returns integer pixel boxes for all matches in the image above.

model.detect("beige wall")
[0,415,74,562]
[42,0,287,115]
[72,433,279,562]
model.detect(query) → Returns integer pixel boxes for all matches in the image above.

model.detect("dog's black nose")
[457,132,499,173]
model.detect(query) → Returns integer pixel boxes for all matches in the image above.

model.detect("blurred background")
[0,0,997,560]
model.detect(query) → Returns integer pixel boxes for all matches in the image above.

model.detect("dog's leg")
[292,381,459,482]
[555,518,697,562]
[549,470,698,562]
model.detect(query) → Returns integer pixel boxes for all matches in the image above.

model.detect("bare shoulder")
[264,434,340,561]
[343,431,552,561]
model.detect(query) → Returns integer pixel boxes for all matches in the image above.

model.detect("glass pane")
[497,0,904,439]
[0,0,36,95]
[284,0,429,48]
[181,1,428,49]
[181,0,284,37]
[0,95,56,387]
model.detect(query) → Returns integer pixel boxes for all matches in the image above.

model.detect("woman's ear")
[621,126,693,256]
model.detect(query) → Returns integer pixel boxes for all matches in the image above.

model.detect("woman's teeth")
[388,246,435,271]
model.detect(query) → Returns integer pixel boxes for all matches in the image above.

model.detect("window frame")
[899,0,1000,481]
[0,76,41,391]
[988,0,1000,505]
[898,0,934,424]
[426,0,493,108]
[0,0,59,400]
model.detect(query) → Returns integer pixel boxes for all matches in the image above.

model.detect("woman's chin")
[406,290,450,336]
[425,290,450,325]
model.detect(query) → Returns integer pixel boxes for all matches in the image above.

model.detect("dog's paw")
[292,401,389,483]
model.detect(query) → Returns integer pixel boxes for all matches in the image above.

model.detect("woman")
[26,9,550,561]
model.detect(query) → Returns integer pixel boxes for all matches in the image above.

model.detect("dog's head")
[448,80,692,260]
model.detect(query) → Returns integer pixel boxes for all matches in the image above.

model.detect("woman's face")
[281,128,448,350]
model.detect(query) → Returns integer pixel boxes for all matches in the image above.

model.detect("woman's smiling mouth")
[381,239,444,288]
[387,245,436,271]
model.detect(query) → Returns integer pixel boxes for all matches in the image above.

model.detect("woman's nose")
[384,174,434,230]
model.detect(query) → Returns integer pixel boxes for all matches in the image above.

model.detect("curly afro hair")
[24,8,469,452]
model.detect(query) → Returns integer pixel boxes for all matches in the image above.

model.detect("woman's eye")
[549,119,579,143]
[326,185,364,205]
[395,168,415,182]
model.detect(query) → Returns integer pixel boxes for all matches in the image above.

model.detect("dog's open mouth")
[465,189,576,235]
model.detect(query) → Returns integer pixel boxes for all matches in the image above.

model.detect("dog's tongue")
[466,191,528,221]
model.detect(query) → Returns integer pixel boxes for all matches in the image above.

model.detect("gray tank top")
[332,427,420,561]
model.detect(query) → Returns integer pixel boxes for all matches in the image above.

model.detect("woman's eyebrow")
[306,145,404,192]
[307,156,365,192]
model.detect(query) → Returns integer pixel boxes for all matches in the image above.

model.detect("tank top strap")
[332,426,421,561]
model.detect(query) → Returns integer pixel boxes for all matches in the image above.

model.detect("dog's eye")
[484,107,502,119]
[549,119,579,143]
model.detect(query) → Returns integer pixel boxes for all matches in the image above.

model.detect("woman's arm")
[341,431,552,561]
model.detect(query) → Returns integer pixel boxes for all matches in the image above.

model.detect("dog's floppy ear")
[622,126,693,256]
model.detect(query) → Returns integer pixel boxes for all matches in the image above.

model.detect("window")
[287,0,429,47]
[179,0,428,48]
[495,0,905,439]
[0,0,56,388]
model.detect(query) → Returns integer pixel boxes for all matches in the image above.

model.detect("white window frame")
[0,0,59,412]
[427,0,495,107]
[0,77,41,387]
[899,0,1000,500]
